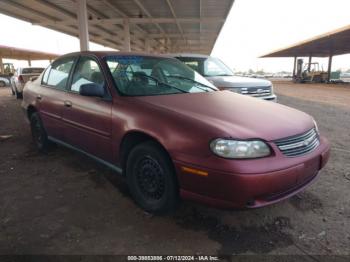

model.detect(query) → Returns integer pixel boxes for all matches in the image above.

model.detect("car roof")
[58,51,175,59]
[167,53,210,58]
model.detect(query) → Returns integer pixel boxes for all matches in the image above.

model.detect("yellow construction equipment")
[294,59,328,83]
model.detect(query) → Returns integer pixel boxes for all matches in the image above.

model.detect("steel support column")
[77,0,89,51]
[124,19,131,52]
[327,54,333,82]
[28,59,32,66]
[292,56,297,77]
[308,55,312,71]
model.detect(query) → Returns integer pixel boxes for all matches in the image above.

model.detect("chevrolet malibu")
[22,52,330,213]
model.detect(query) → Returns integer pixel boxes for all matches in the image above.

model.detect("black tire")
[126,141,178,213]
[15,89,23,99]
[30,112,54,153]
[0,81,5,87]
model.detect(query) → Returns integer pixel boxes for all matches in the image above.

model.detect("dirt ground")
[0,82,349,258]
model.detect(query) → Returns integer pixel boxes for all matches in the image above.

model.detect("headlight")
[210,139,271,159]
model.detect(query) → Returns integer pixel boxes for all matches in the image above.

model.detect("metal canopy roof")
[261,24,350,58]
[0,44,58,60]
[0,0,234,54]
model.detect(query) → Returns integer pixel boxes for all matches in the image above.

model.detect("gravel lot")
[0,82,349,257]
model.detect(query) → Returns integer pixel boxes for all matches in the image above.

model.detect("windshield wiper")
[159,81,188,93]
[167,75,217,92]
[136,74,189,93]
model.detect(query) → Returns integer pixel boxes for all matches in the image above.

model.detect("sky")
[1,0,350,73]
[212,0,350,72]
[0,14,114,68]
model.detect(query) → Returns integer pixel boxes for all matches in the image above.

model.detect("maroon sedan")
[22,52,330,213]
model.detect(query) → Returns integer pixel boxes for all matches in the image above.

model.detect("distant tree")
[346,69,350,73]
[248,69,254,74]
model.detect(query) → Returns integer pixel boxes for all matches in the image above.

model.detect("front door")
[38,56,76,141]
[62,56,113,162]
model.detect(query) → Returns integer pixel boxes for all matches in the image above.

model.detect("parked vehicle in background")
[0,77,9,87]
[340,72,350,82]
[11,67,44,99]
[172,54,277,101]
[294,59,328,83]
[22,52,330,213]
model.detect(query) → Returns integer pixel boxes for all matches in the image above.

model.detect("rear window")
[21,68,44,74]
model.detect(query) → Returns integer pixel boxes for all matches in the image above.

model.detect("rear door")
[38,56,76,140]
[62,55,113,162]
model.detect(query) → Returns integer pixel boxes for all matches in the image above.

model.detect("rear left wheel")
[15,89,23,99]
[30,112,55,153]
[0,81,6,87]
[126,141,179,214]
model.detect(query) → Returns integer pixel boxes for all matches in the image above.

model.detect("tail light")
[18,75,24,83]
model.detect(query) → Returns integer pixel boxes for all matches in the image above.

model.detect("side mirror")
[79,83,105,97]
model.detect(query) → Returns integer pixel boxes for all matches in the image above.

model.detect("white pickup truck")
[10,67,44,99]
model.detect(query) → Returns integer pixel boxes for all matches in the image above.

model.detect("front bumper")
[227,89,277,102]
[259,94,277,102]
[174,137,330,209]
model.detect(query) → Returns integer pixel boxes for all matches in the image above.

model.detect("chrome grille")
[241,86,271,97]
[274,128,320,157]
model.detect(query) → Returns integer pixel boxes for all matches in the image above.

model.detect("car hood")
[206,75,271,88]
[136,91,313,141]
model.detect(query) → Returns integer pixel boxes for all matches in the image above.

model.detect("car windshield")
[105,55,218,96]
[176,56,234,77]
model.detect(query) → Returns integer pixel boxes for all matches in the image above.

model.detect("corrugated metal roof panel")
[0,45,58,60]
[0,0,235,54]
[261,24,350,57]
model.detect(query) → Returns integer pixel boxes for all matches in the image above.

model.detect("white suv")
[172,54,277,102]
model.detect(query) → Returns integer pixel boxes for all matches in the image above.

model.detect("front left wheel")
[126,141,179,214]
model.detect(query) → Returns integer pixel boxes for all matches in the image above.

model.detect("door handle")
[64,100,72,107]
[36,95,42,100]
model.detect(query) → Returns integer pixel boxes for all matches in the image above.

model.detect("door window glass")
[71,57,104,93]
[42,66,51,85]
[47,57,75,89]
[183,61,200,72]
